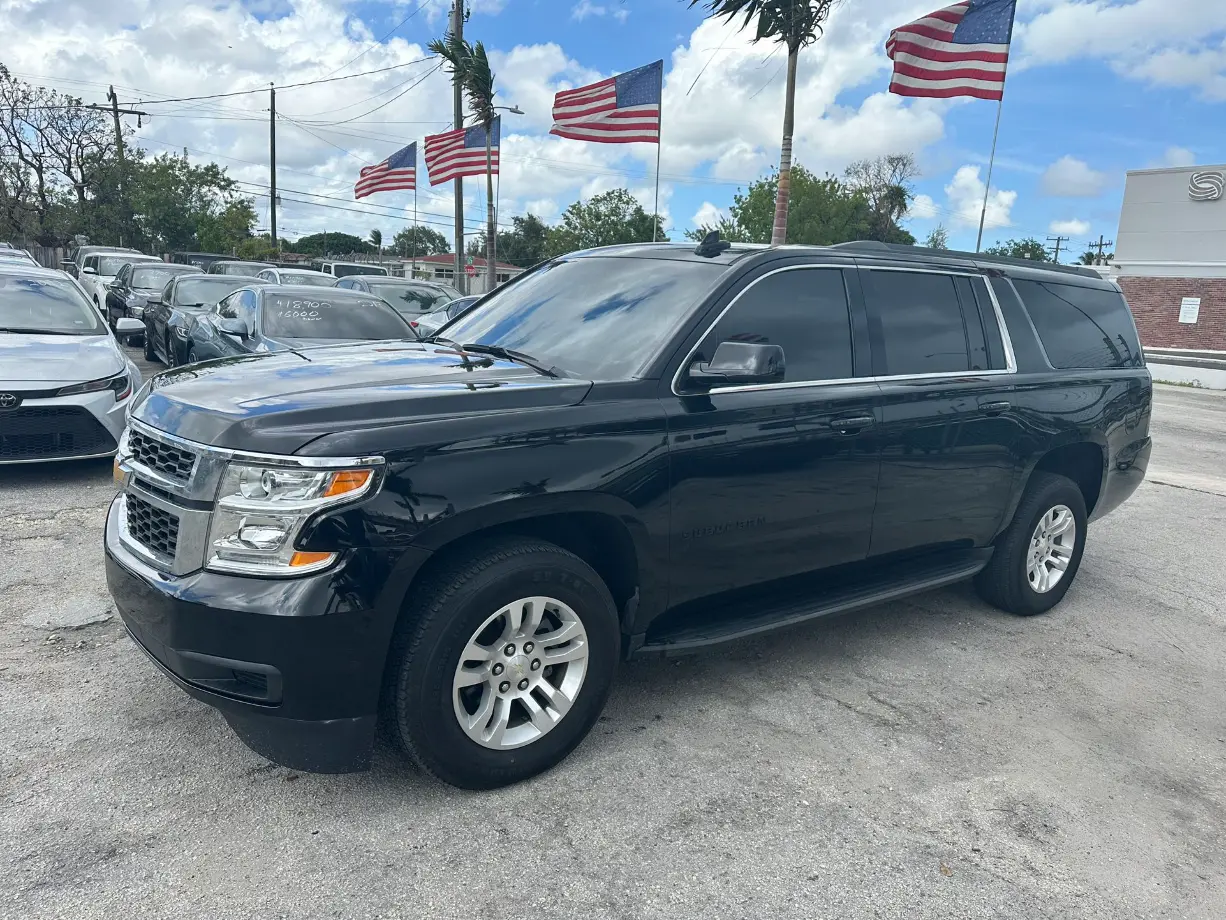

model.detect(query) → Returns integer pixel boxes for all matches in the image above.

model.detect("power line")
[322,0,438,78]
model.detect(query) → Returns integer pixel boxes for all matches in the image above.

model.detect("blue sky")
[6,0,1226,259]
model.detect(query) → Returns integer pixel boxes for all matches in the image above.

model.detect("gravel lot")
[2,371,1224,920]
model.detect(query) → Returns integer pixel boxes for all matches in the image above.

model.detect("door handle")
[831,415,874,432]
[980,401,1011,416]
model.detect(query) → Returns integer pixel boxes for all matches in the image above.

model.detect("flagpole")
[652,94,662,243]
[411,181,418,280]
[974,94,1004,254]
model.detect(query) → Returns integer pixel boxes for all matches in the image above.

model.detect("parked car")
[64,245,144,280]
[170,252,231,272]
[106,238,1152,788]
[180,284,415,364]
[207,260,276,276]
[413,294,480,337]
[79,252,162,309]
[0,262,142,463]
[334,276,459,322]
[0,248,38,266]
[104,263,200,336]
[315,260,388,278]
[256,267,335,286]
[143,274,267,367]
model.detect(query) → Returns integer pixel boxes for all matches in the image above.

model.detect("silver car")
[0,263,143,463]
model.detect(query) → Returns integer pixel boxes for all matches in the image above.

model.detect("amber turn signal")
[323,469,374,498]
[289,551,335,568]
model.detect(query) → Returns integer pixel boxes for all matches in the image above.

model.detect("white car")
[79,251,162,310]
[256,267,336,286]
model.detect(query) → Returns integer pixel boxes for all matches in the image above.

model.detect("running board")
[635,549,992,656]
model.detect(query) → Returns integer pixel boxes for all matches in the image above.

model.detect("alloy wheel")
[1027,504,1076,594]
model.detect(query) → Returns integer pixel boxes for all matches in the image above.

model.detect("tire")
[143,329,157,362]
[975,472,1088,616]
[164,334,177,367]
[183,344,194,365]
[382,536,620,789]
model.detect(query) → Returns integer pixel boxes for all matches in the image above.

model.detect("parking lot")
[2,373,1224,919]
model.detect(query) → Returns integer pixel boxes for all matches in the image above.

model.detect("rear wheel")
[975,472,1087,616]
[382,536,620,789]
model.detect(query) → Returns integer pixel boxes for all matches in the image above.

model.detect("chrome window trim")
[671,263,1019,397]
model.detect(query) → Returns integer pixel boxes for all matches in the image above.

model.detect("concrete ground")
[1,378,1224,920]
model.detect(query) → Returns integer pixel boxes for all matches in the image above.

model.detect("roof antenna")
[693,229,731,258]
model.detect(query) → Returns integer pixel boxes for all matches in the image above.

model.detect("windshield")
[131,266,192,290]
[333,264,387,277]
[174,277,255,308]
[365,281,453,315]
[0,275,105,335]
[439,257,722,379]
[278,272,333,287]
[262,293,412,340]
[99,255,156,275]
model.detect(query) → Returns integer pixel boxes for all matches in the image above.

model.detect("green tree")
[430,31,499,292]
[688,0,839,246]
[984,237,1050,262]
[546,189,667,257]
[393,225,450,257]
[844,154,918,244]
[369,228,382,250]
[686,165,870,245]
[497,214,550,267]
[290,232,372,257]
[924,224,949,250]
[235,235,279,261]
[1078,249,1113,265]
[127,151,253,253]
[196,199,257,254]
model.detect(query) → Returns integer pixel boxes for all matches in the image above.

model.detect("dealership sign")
[1189,171,1225,202]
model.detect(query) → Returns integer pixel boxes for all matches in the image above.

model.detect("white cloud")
[944,166,1016,230]
[571,1,629,22]
[1041,156,1109,197]
[692,201,725,228]
[1049,218,1091,236]
[907,194,938,221]
[1160,146,1198,168]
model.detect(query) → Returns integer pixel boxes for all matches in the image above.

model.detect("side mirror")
[146,293,162,305]
[685,341,786,390]
[115,318,144,335]
[60,260,76,273]
[218,317,249,338]
[82,266,97,275]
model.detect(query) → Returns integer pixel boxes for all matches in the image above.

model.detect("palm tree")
[429,32,498,294]
[369,228,383,263]
[688,1,839,245]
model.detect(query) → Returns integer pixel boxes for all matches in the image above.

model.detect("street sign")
[465,263,477,277]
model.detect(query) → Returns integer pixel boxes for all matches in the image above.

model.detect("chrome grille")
[128,428,196,481]
[125,495,180,559]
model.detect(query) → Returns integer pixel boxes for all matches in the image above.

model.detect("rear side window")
[698,267,854,383]
[1012,279,1143,369]
[863,270,969,376]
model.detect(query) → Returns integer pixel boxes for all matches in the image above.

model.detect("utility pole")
[89,89,148,247]
[269,85,278,258]
[1089,234,1114,265]
[1046,234,1069,264]
[451,0,466,294]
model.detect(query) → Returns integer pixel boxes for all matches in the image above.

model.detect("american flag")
[550,60,663,144]
[354,142,416,199]
[886,0,1016,101]
[424,118,500,186]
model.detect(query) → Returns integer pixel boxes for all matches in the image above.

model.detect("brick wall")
[1118,276,1226,350]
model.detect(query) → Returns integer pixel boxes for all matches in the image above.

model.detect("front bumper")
[0,387,129,464]
[104,496,400,773]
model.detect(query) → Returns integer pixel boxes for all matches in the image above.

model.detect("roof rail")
[829,240,1102,279]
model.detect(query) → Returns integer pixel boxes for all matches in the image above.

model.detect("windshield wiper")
[0,327,88,335]
[430,337,561,378]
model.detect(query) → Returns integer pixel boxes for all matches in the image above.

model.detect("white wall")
[1116,165,1226,277]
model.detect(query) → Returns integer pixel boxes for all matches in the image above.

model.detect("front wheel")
[383,536,620,789]
[143,329,157,362]
[974,472,1088,616]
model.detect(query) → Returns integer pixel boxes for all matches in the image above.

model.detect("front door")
[665,265,882,607]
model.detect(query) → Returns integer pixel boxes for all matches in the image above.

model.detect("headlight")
[58,372,131,400]
[173,325,190,339]
[205,462,379,576]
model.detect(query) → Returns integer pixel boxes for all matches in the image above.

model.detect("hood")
[131,340,593,454]
[0,333,125,385]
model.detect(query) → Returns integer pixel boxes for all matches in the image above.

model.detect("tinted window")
[0,275,105,334]
[366,281,453,315]
[441,256,722,380]
[131,266,190,291]
[99,255,153,276]
[864,271,969,375]
[175,277,255,308]
[333,264,388,277]
[1012,279,1142,369]
[971,277,1006,368]
[261,293,412,339]
[697,268,853,383]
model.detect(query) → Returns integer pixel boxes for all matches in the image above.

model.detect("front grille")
[125,495,180,559]
[0,406,117,460]
[128,429,196,481]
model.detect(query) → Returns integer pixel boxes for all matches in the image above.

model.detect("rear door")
[860,265,1019,556]
[665,263,882,606]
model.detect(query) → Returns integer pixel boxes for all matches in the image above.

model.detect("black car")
[104,263,200,337]
[107,239,1152,789]
[207,260,275,276]
[143,274,266,367]
[412,294,480,336]
[334,276,460,321]
[180,284,415,364]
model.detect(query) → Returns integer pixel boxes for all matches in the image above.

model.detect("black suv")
[105,240,1152,788]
